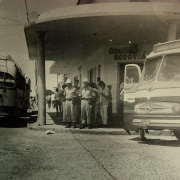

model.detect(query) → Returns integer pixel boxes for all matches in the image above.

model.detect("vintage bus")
[124,40,180,140]
[0,55,31,120]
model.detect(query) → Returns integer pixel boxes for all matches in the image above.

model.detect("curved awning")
[24,2,180,73]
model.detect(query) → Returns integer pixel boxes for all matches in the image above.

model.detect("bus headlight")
[171,103,180,114]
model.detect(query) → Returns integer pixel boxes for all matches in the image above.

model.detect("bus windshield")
[158,53,180,82]
[141,56,162,84]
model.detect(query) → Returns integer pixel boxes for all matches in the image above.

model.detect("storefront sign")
[114,53,146,61]
[109,47,146,61]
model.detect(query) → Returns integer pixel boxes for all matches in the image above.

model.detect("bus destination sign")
[153,39,180,53]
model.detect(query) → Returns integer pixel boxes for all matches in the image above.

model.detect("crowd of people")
[46,77,112,129]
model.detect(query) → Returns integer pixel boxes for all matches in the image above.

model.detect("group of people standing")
[46,77,112,129]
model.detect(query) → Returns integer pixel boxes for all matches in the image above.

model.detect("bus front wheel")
[140,129,146,141]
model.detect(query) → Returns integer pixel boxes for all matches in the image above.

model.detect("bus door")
[123,64,141,133]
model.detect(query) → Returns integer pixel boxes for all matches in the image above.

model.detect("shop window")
[94,67,97,83]
[90,69,93,83]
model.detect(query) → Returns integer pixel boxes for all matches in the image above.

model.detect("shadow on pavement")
[0,115,38,128]
[47,112,66,126]
[130,137,180,147]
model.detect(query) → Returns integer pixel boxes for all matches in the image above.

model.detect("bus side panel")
[0,89,16,106]
[0,89,16,116]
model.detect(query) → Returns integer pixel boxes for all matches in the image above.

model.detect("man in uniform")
[64,79,77,128]
[79,78,96,129]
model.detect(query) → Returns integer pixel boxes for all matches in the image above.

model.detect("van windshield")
[158,53,180,82]
[142,56,162,84]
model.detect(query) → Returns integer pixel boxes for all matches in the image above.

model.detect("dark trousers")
[47,101,51,108]
[56,100,62,115]
[52,100,56,108]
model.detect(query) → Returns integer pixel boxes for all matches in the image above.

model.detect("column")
[37,31,46,125]
[167,20,177,41]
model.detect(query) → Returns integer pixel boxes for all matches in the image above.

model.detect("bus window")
[142,56,162,84]
[4,73,15,87]
[158,53,180,82]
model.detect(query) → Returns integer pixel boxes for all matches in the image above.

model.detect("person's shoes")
[65,123,71,128]
[98,123,103,127]
[72,123,76,128]
[79,124,85,129]
[88,124,92,129]
[126,130,131,135]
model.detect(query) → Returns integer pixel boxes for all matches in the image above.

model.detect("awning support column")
[37,31,46,125]
[167,20,177,41]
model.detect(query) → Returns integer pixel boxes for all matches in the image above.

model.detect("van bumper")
[133,119,180,130]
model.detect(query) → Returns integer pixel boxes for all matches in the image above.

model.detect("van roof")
[147,39,180,59]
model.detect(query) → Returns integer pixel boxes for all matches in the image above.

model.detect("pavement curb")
[27,124,173,136]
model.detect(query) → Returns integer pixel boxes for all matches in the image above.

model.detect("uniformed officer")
[64,79,77,128]
[79,78,96,129]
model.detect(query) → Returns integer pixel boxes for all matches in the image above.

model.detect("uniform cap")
[83,78,89,83]
[66,79,72,84]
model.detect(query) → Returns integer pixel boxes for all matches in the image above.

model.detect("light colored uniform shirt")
[80,86,95,99]
[51,94,55,101]
[64,86,76,99]
[100,86,110,105]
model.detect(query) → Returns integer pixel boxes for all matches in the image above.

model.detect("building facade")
[24,0,180,124]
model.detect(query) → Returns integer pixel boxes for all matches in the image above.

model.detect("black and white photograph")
[1,0,180,179]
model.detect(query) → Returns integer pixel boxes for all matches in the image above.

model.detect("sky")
[0,0,78,95]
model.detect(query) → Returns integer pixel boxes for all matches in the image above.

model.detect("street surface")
[1,126,180,180]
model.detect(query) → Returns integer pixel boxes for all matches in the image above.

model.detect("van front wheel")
[140,129,146,141]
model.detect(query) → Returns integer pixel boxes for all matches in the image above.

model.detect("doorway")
[117,62,144,123]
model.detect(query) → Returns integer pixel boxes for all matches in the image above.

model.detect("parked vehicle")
[124,39,180,140]
[0,55,31,119]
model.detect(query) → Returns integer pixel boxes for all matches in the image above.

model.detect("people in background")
[98,81,110,127]
[55,88,62,116]
[61,84,67,124]
[79,78,96,129]
[29,96,35,109]
[73,79,81,125]
[51,92,56,108]
[119,82,124,101]
[89,83,99,124]
[46,94,51,108]
[64,79,77,128]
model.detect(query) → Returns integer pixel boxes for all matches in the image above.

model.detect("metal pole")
[37,31,46,125]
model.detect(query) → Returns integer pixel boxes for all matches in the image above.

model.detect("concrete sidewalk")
[27,107,173,136]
